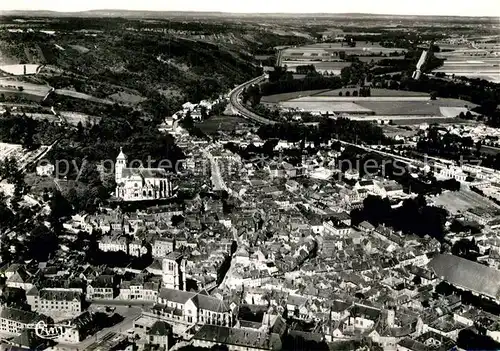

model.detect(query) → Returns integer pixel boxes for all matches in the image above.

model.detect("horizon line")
[1,9,499,19]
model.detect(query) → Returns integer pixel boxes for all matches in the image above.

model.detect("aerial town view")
[0,0,499,350]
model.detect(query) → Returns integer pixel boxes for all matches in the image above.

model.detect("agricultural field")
[272,91,475,118]
[54,89,114,105]
[262,88,430,103]
[390,117,476,125]
[356,98,474,116]
[267,86,475,118]
[280,100,374,114]
[357,56,405,63]
[281,42,407,73]
[434,48,500,83]
[316,88,430,97]
[261,89,330,103]
[282,42,407,57]
[0,64,42,76]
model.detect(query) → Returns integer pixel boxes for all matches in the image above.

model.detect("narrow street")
[202,149,228,192]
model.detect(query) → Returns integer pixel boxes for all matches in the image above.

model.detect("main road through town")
[201,148,227,192]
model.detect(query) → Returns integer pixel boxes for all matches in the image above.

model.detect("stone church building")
[115,148,172,201]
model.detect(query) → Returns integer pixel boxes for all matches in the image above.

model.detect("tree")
[245,84,262,107]
[200,106,209,120]
[457,329,500,350]
[76,121,84,140]
[0,191,14,230]
[412,275,422,286]
[171,214,184,226]
[48,190,72,233]
[78,161,102,186]
[27,224,59,262]
[452,239,480,261]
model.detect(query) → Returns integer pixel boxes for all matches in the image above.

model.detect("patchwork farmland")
[264,87,476,121]
[281,42,407,73]
[433,42,500,83]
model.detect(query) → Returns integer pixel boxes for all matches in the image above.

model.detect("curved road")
[228,74,276,125]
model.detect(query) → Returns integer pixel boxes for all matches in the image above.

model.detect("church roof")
[121,168,168,179]
[428,253,500,299]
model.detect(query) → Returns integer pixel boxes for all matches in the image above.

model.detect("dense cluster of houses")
[3,109,500,351]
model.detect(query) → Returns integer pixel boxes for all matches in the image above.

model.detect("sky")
[1,0,499,17]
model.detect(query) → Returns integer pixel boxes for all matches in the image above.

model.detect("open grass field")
[357,56,405,63]
[0,78,51,101]
[263,88,430,103]
[261,89,331,103]
[0,64,42,76]
[108,91,147,105]
[54,89,114,105]
[380,125,417,138]
[434,52,500,83]
[432,189,498,214]
[266,85,476,118]
[59,111,102,126]
[199,115,252,135]
[390,117,475,125]
[280,100,373,114]
[68,45,90,54]
[479,145,500,156]
[356,99,474,116]
[0,78,50,93]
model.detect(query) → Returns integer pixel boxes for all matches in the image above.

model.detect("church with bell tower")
[114,147,173,201]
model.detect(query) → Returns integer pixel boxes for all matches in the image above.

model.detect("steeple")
[115,147,127,184]
[117,147,127,161]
